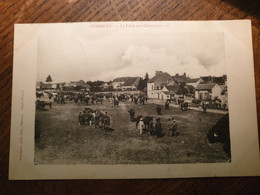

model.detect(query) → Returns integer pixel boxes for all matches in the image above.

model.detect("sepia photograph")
[34,30,230,165]
[9,21,260,179]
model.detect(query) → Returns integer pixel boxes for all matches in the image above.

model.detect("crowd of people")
[37,90,180,137]
[135,116,178,138]
[128,107,179,138]
[130,95,148,105]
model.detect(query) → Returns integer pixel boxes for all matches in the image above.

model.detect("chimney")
[184,72,186,77]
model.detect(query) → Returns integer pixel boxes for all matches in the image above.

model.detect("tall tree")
[45,75,52,82]
[144,72,149,81]
[137,73,149,91]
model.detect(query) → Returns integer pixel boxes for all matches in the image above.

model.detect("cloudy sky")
[37,27,226,82]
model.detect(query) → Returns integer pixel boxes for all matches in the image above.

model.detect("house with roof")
[121,77,141,90]
[36,81,57,89]
[160,91,171,100]
[147,71,175,98]
[64,81,77,88]
[159,84,180,100]
[195,83,222,101]
[213,75,227,85]
[64,80,91,91]
[36,81,43,89]
[200,75,227,85]
[172,73,190,85]
[186,78,202,88]
[111,77,130,89]
[77,80,91,91]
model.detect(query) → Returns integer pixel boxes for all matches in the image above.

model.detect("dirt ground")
[35,99,230,164]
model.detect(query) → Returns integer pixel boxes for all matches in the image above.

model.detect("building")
[172,73,190,85]
[186,78,202,88]
[195,83,222,100]
[64,80,91,91]
[36,81,56,90]
[112,77,130,89]
[200,75,227,85]
[160,91,171,100]
[36,81,43,89]
[147,71,175,98]
[159,84,180,100]
[121,77,141,90]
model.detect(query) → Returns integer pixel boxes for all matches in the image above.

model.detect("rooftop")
[196,83,217,90]
[148,71,173,83]
[122,77,140,86]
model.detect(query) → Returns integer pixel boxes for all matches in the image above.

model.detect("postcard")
[9,20,260,179]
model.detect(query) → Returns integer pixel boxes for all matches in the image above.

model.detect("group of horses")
[35,100,51,111]
[53,93,103,105]
[78,107,112,131]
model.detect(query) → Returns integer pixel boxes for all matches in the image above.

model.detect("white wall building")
[195,83,222,100]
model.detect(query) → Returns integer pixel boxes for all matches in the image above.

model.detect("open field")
[35,100,229,164]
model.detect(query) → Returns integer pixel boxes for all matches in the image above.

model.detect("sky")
[37,27,226,83]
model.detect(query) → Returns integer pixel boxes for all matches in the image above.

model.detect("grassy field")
[35,100,229,164]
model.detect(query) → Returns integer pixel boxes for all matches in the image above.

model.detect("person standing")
[81,111,87,126]
[155,118,163,137]
[165,100,169,110]
[128,108,135,122]
[138,117,144,135]
[86,96,89,105]
[78,112,83,125]
[149,121,155,135]
[168,117,177,137]
[172,118,178,136]
[134,97,138,105]
[156,104,161,115]
[167,118,173,137]
[110,97,114,106]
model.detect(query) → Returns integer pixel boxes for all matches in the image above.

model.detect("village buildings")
[194,83,222,101]
[37,80,91,91]
[147,71,175,99]
[147,71,192,100]
[37,70,228,108]
[112,77,141,90]
[147,71,228,107]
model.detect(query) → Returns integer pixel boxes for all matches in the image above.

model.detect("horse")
[207,114,230,158]
[36,100,50,111]
[114,99,119,107]
[96,98,103,104]
[36,92,43,98]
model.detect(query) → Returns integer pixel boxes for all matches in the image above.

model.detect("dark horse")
[95,98,103,104]
[207,114,231,158]
[114,99,119,107]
